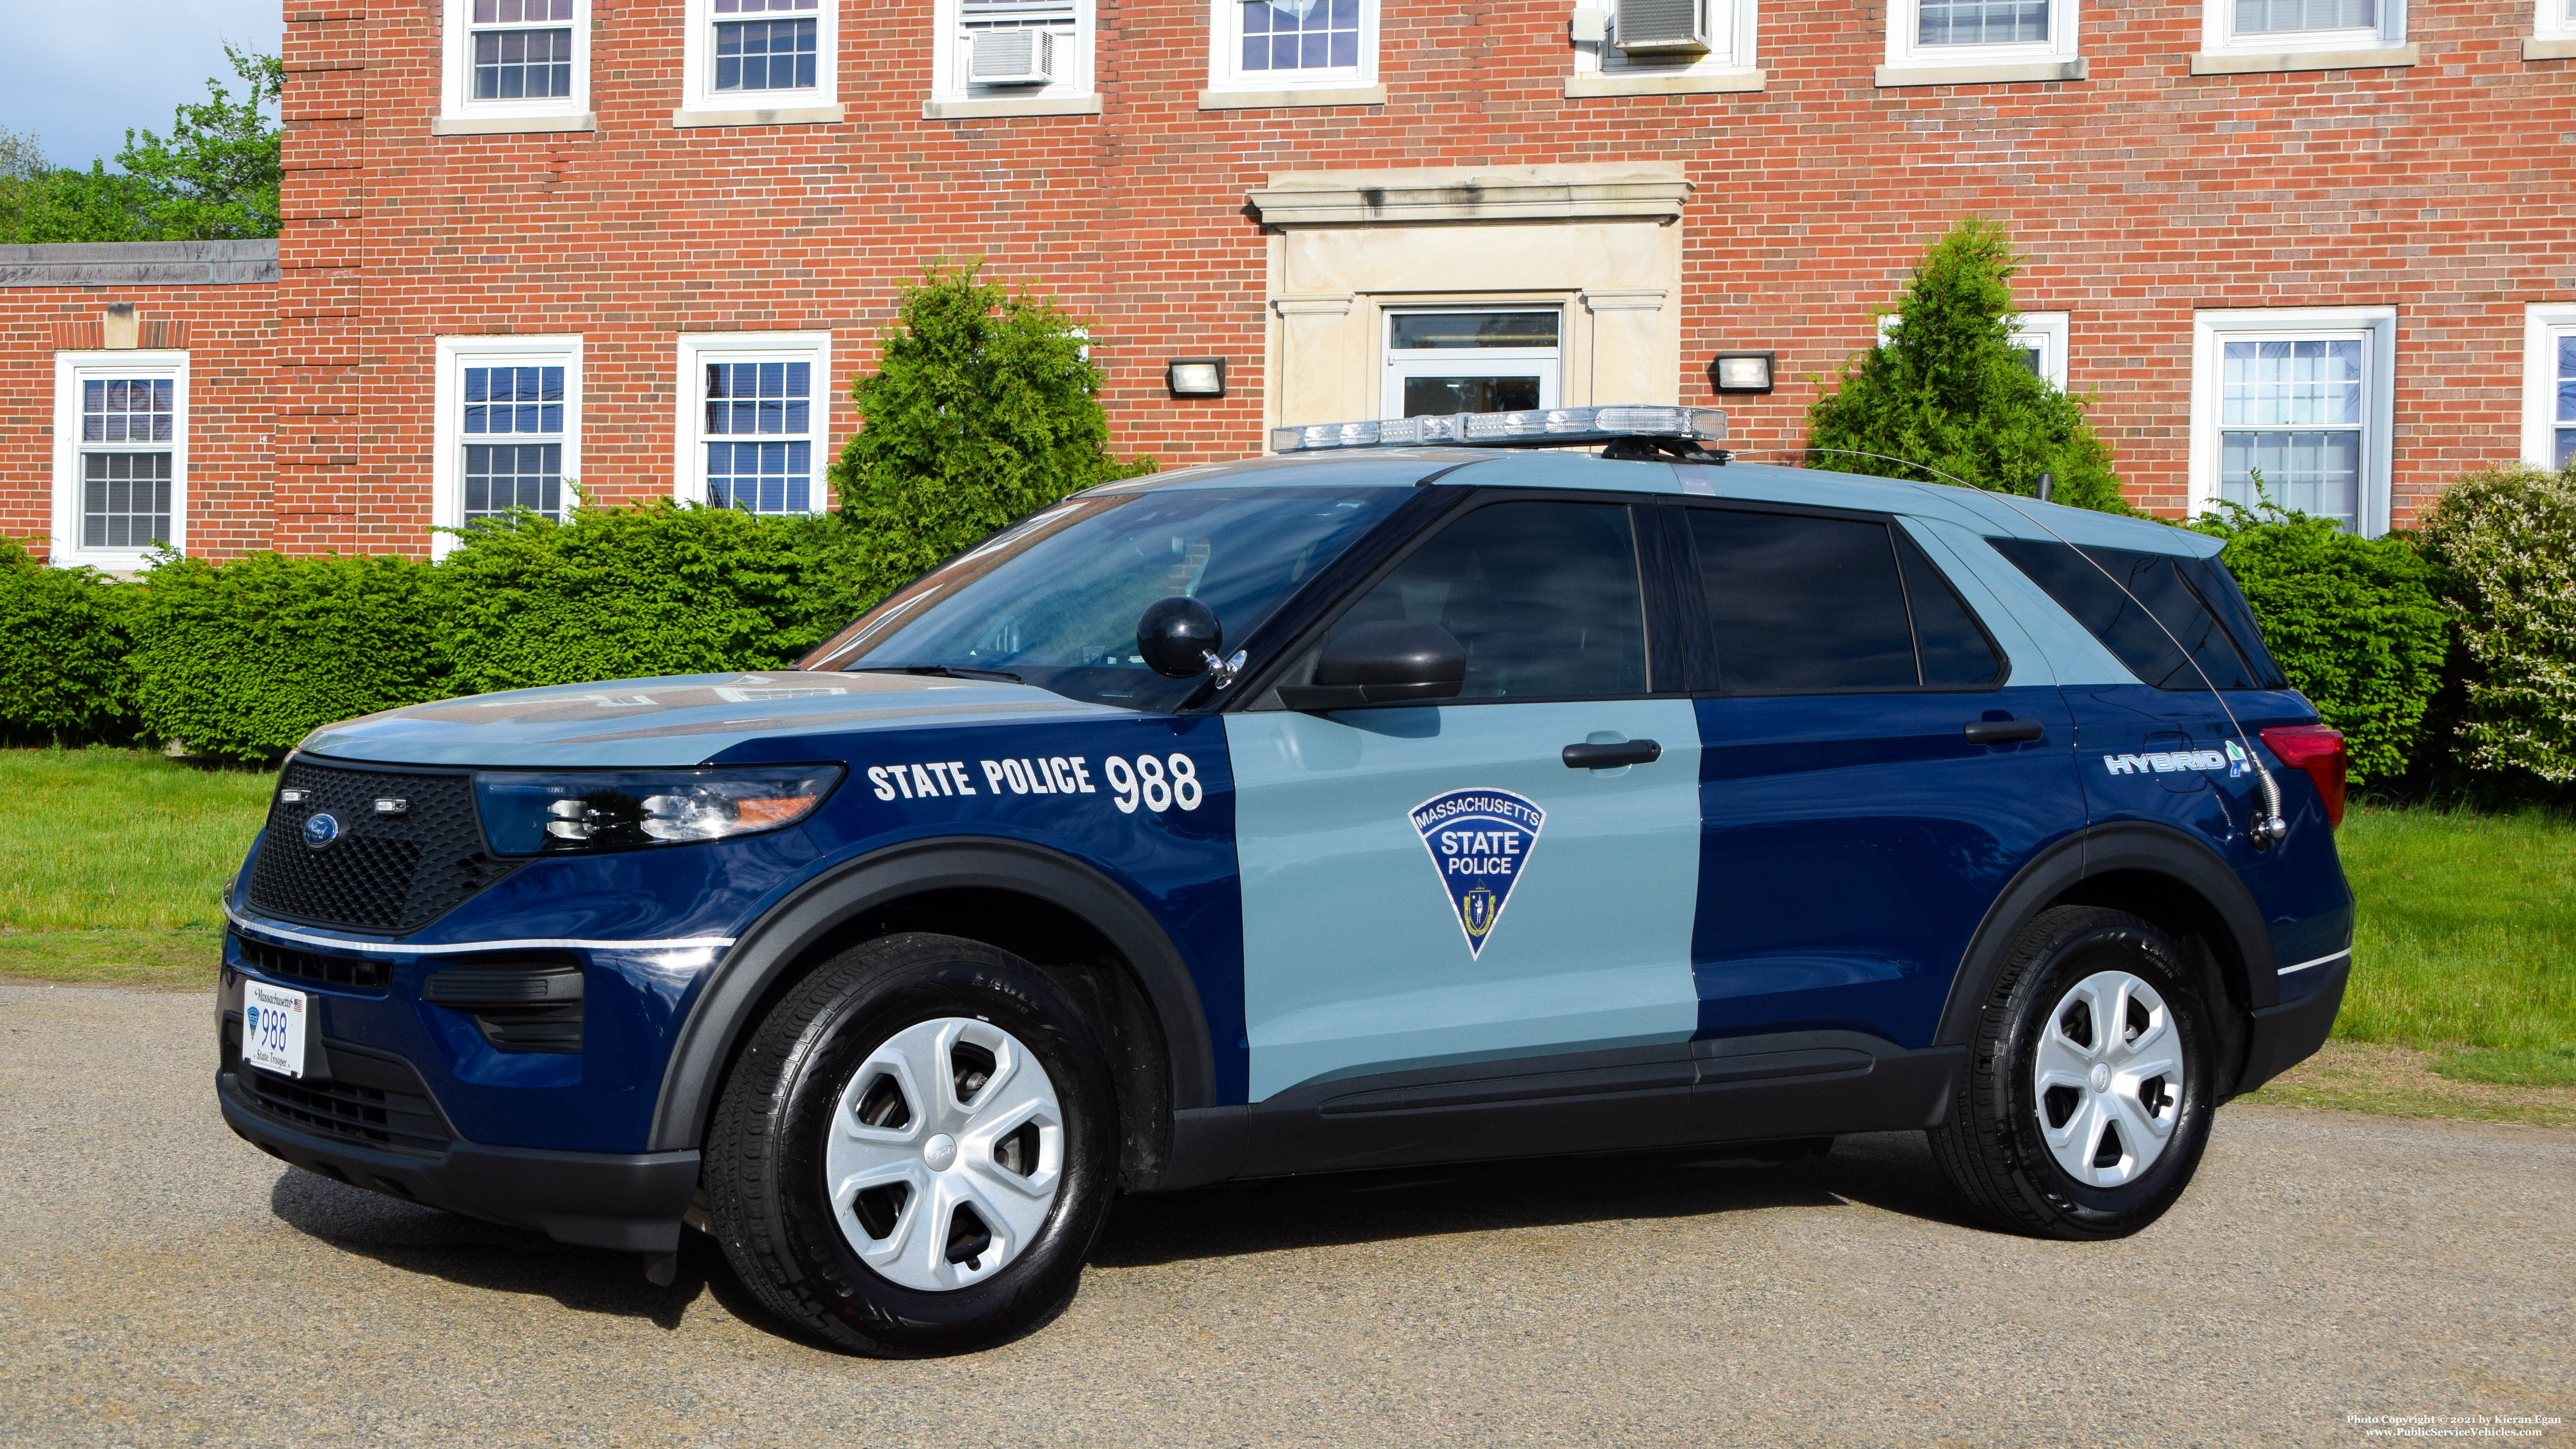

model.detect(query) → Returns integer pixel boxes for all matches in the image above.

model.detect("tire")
[1928,906,2216,1240]
[702,931,1119,1355]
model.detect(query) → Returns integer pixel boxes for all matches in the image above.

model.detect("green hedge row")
[0,502,877,761]
[5,469,2573,790]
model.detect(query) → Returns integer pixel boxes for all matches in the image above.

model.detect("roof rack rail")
[1269,404,1729,457]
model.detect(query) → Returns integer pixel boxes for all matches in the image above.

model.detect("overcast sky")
[0,1,285,169]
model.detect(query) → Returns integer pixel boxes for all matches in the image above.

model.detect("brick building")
[7,0,2574,569]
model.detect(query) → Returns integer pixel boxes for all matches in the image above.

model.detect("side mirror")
[1276,621,1466,711]
[1136,597,1224,679]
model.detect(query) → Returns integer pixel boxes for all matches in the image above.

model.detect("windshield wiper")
[847,664,1024,684]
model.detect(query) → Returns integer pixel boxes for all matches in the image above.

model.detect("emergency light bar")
[1269,404,1728,454]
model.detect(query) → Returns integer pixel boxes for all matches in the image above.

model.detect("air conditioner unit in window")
[1613,0,1709,55]
[969,28,1056,84]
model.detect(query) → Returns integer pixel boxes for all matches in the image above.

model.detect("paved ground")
[4,982,2570,1449]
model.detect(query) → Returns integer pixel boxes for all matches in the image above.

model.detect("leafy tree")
[831,263,1152,605]
[0,47,281,244]
[2415,462,2576,788]
[1806,217,2126,511]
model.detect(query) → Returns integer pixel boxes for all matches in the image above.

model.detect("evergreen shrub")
[831,262,1151,604]
[2191,499,2449,785]
[0,537,135,741]
[1806,217,2127,512]
[2415,464,2576,787]
[125,549,441,761]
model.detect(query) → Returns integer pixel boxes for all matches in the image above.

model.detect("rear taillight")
[2259,724,2347,829]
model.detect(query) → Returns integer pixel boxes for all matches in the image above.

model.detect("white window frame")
[1379,307,1566,418]
[430,335,582,559]
[1205,0,1379,98]
[930,0,1095,107]
[674,332,835,514]
[2188,307,2397,537]
[436,0,592,134]
[50,350,188,570]
[2199,0,2403,57]
[1875,310,2069,390]
[2520,303,2576,471]
[2530,0,2576,57]
[678,0,841,123]
[1570,0,1760,88]
[1882,0,2080,78]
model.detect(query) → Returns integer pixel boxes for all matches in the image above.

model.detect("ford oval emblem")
[302,812,341,850]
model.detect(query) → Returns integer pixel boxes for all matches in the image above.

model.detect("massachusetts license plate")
[243,980,309,1078]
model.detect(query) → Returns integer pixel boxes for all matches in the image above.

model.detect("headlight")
[475,766,844,855]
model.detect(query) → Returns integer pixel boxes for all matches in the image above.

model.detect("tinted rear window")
[1688,511,2002,691]
[1990,539,2287,691]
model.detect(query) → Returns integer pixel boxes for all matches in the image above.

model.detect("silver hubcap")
[2031,970,2184,1189]
[825,1017,1064,1292]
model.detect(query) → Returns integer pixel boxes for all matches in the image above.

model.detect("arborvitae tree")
[831,263,1152,604]
[1806,217,2126,511]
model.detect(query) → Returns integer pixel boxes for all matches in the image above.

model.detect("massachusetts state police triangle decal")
[1410,788,1546,958]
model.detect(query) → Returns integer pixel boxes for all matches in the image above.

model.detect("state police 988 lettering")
[866,753,1203,815]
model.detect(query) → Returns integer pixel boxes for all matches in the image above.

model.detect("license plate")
[243,980,309,1078]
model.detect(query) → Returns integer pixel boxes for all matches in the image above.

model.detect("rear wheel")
[702,932,1118,1355]
[1929,906,2215,1239]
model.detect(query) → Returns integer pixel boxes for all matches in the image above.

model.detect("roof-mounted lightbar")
[1269,404,1729,455]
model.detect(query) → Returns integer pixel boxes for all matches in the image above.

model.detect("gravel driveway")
[4,981,2569,1448]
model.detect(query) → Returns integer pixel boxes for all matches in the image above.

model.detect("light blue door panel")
[1229,699,1702,1101]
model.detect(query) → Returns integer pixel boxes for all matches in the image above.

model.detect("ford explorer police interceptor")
[217,405,2354,1355]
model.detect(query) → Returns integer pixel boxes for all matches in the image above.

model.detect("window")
[679,0,840,121]
[2523,305,2576,470]
[2532,0,2576,51]
[1568,0,1758,93]
[1991,540,2285,691]
[1881,0,2081,83]
[432,337,580,555]
[1877,310,2068,390]
[929,0,1095,111]
[437,0,590,132]
[1329,502,1646,701]
[2190,308,2395,537]
[1686,511,2000,692]
[1381,311,1563,419]
[51,352,186,568]
[2197,0,2405,57]
[1206,0,1377,99]
[677,333,833,514]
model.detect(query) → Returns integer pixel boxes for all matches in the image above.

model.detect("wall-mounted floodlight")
[1708,351,1776,394]
[1167,359,1227,397]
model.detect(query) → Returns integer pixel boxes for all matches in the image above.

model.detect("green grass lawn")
[0,748,2567,1101]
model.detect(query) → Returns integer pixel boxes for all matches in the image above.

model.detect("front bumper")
[218,1062,699,1253]
[2235,957,2351,1096]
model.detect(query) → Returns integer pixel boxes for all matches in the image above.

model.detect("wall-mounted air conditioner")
[1612,0,1709,55]
[969,28,1057,84]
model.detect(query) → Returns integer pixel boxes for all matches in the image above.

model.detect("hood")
[297,671,1123,768]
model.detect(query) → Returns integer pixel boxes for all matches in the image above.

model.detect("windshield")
[799,485,1413,710]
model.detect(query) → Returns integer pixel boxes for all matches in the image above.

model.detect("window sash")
[456,361,569,524]
[691,352,822,515]
[1918,0,2049,46]
[2556,332,2576,470]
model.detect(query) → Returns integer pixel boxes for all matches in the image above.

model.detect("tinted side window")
[2175,556,2290,690]
[1330,500,1646,699]
[1896,531,2004,687]
[1689,511,1917,690]
[1990,539,2270,691]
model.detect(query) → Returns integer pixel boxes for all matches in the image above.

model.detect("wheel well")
[726,886,1176,1190]
[2045,868,2256,1096]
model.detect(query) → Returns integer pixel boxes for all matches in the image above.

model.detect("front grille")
[246,760,518,935]
[229,929,391,992]
[225,1019,454,1157]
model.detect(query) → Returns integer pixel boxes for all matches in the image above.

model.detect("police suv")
[219,405,2353,1355]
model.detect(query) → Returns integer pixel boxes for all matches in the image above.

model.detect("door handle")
[1563,739,1663,769]
[1963,718,2045,745]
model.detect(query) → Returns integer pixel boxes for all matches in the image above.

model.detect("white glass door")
[1382,309,1562,419]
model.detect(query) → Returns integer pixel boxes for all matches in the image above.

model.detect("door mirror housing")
[1136,597,1224,679]
[1277,621,1467,710]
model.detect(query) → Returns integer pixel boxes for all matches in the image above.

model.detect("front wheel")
[1929,907,2217,1240]
[702,932,1119,1355]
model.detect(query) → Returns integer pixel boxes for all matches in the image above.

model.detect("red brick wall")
[0,288,277,563]
[22,0,2574,559]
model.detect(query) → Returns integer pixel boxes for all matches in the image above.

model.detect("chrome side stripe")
[224,902,733,957]
[2276,949,2352,976]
